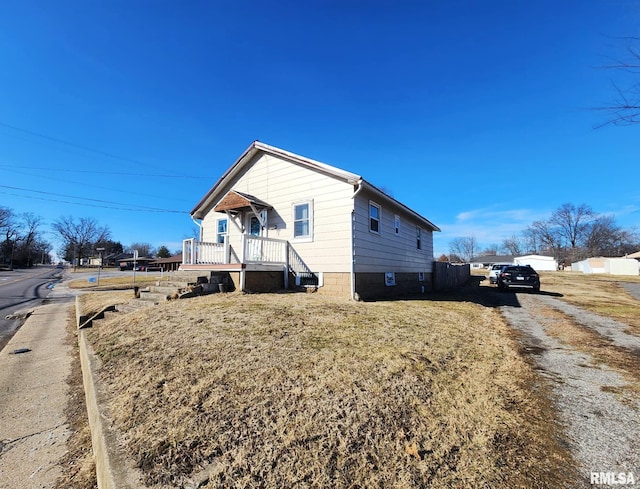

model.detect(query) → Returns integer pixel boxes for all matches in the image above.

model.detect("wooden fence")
[432,262,470,291]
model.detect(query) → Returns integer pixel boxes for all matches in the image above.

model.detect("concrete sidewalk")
[0,285,77,488]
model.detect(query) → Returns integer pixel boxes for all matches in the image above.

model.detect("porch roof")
[214,190,271,213]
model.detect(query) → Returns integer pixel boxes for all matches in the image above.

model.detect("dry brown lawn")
[67,272,163,292]
[538,271,640,336]
[79,290,572,488]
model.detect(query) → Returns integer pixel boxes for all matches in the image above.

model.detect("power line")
[0,185,187,213]
[0,121,161,170]
[2,165,194,204]
[0,163,213,180]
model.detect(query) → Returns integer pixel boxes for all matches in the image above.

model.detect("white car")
[488,263,512,284]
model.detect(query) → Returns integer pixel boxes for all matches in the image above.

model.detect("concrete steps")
[138,271,232,301]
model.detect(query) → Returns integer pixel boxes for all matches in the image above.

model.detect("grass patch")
[77,291,136,319]
[538,271,640,335]
[67,272,164,291]
[86,293,571,487]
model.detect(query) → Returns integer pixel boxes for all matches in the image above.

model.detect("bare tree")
[549,203,596,249]
[584,215,639,256]
[501,235,524,256]
[449,236,478,262]
[52,216,110,268]
[127,242,155,258]
[527,220,560,252]
[595,36,640,127]
[1,208,20,267]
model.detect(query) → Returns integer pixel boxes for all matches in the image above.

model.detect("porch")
[180,235,315,290]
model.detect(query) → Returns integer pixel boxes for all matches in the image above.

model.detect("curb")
[76,296,117,329]
[76,297,142,489]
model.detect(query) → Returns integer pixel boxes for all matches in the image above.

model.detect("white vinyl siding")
[204,153,354,272]
[352,191,434,274]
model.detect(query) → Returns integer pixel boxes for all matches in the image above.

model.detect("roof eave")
[360,180,441,232]
[191,141,362,219]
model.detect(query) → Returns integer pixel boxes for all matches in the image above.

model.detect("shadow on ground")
[378,275,564,308]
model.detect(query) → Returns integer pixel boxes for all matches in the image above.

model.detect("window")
[369,202,381,234]
[293,201,313,240]
[217,218,227,244]
[394,215,400,235]
[416,226,422,250]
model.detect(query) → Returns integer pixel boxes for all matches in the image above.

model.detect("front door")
[248,216,261,236]
[246,214,263,261]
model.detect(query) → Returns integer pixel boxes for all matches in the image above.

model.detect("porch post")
[224,235,230,264]
[283,242,289,289]
[240,234,247,263]
[183,238,196,265]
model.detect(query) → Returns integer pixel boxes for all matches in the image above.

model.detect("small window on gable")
[293,200,313,241]
[369,202,381,234]
[217,218,227,244]
[416,226,422,250]
[394,215,400,235]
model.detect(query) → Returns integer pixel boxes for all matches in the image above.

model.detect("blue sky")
[0,1,638,258]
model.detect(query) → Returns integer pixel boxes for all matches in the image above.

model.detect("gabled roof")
[191,141,440,232]
[214,190,271,213]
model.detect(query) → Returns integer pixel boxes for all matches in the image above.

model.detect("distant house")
[626,251,640,261]
[107,253,133,268]
[150,253,182,272]
[572,257,639,276]
[514,255,558,271]
[469,255,515,268]
[182,141,441,299]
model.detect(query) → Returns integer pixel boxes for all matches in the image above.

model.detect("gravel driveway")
[499,291,640,487]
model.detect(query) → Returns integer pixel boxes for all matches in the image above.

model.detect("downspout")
[350,180,364,300]
[191,216,203,241]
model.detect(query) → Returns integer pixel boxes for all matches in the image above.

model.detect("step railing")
[243,235,287,264]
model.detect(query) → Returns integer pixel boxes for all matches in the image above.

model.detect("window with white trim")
[217,218,227,244]
[394,215,400,235]
[293,201,313,240]
[416,226,422,250]
[369,202,381,234]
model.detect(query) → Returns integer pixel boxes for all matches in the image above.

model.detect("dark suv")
[496,265,540,292]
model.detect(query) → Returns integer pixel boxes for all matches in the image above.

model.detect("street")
[0,266,64,352]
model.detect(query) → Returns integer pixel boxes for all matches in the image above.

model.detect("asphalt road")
[0,266,64,352]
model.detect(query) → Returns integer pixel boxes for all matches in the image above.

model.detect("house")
[514,254,558,271]
[469,255,515,269]
[626,251,640,261]
[182,141,440,300]
[150,253,183,272]
[572,257,639,276]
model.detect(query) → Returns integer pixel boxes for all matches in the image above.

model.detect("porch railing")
[243,235,287,264]
[182,236,287,265]
[182,238,227,265]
